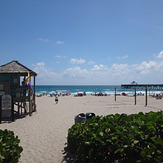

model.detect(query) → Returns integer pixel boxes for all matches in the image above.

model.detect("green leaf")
[111,136,118,140]
[85,141,91,145]
[124,145,128,148]
[105,128,110,133]
[99,132,104,137]
[153,139,163,146]
[133,140,139,144]
[114,148,124,154]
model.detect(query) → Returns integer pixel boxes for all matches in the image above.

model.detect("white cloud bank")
[32,51,163,85]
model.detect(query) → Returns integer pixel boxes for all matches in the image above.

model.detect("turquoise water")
[35,85,156,95]
[36,85,120,94]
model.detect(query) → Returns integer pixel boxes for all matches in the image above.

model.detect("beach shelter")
[0,61,37,121]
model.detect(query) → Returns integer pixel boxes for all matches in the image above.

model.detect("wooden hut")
[0,61,37,121]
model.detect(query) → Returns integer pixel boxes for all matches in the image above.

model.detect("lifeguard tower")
[0,61,37,122]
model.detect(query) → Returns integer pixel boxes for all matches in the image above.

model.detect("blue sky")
[0,0,163,85]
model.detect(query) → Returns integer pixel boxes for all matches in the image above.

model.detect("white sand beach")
[0,95,162,163]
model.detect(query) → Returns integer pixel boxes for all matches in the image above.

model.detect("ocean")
[35,85,161,96]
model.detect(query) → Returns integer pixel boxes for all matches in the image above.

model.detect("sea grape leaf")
[133,140,139,144]
[99,132,104,137]
[114,148,124,154]
[85,142,91,145]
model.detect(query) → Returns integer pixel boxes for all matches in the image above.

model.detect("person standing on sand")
[22,77,28,96]
[55,96,58,104]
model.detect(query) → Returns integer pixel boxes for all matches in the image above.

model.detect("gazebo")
[0,61,37,121]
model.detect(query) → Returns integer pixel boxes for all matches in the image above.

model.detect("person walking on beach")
[55,96,58,104]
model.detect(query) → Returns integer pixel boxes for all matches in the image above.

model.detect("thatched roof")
[0,61,37,76]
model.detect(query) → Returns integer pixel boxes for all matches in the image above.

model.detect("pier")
[121,84,163,90]
[121,83,163,106]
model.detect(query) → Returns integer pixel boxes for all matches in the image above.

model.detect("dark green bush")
[67,111,163,162]
[0,129,23,163]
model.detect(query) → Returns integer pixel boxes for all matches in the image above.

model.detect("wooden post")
[29,87,31,116]
[18,101,20,116]
[134,88,136,105]
[33,76,36,111]
[115,88,116,101]
[145,86,148,106]
[12,97,14,121]
[0,96,1,123]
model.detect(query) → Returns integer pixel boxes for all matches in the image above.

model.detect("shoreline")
[35,85,163,97]
[0,95,162,163]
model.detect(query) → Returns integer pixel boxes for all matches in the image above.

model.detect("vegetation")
[67,111,163,162]
[0,129,23,163]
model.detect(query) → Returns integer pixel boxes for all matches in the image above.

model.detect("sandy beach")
[0,95,162,163]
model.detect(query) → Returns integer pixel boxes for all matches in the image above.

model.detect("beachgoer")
[22,77,28,96]
[55,96,58,104]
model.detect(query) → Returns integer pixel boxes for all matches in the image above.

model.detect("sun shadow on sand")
[0,112,35,123]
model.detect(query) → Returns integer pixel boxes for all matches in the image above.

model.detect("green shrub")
[0,129,23,163]
[67,111,163,162]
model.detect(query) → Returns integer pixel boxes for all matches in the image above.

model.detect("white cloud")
[156,51,163,59]
[55,55,67,58]
[32,57,163,85]
[88,60,96,65]
[63,67,89,79]
[91,64,108,71]
[33,62,58,84]
[108,64,130,79]
[39,38,49,42]
[109,63,129,72]
[122,55,128,59]
[70,58,85,64]
[135,61,157,74]
[155,61,163,71]
[35,62,45,66]
[117,54,128,60]
[56,41,64,44]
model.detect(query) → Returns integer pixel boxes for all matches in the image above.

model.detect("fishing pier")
[121,83,163,90]
[121,83,163,106]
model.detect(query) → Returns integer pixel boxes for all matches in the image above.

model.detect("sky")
[0,0,163,85]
